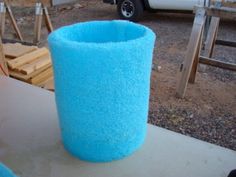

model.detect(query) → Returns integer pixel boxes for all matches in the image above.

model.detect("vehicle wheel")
[117,0,144,22]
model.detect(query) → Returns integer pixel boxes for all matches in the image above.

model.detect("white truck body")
[104,0,211,21]
[148,0,208,10]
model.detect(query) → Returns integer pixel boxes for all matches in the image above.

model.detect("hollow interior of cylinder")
[60,21,146,43]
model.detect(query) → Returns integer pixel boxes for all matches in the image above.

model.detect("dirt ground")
[6,0,236,150]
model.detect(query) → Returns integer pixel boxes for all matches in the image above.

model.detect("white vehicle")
[103,0,209,21]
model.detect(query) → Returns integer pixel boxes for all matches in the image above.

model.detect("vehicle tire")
[117,0,144,22]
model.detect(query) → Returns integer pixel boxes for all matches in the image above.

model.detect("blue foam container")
[48,20,156,162]
[0,163,17,177]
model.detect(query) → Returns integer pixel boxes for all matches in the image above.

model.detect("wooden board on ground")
[4,42,54,90]
[9,64,51,81]
[29,67,53,85]
[3,43,38,59]
[5,57,14,61]
[0,38,8,76]
[7,47,49,69]
[17,54,51,75]
[38,77,55,91]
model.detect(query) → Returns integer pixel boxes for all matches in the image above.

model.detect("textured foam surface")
[0,163,17,177]
[48,20,156,162]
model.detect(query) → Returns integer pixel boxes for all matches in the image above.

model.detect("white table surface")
[0,76,235,177]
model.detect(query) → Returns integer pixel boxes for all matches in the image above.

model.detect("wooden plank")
[3,43,38,58]
[9,63,51,81]
[0,36,8,76]
[199,17,220,72]
[4,57,12,61]
[206,6,236,20]
[215,39,236,47]
[43,6,53,33]
[203,17,220,58]
[38,76,55,91]
[199,56,236,71]
[29,67,53,85]
[211,0,236,8]
[6,4,23,41]
[34,3,43,44]
[2,38,36,46]
[176,8,206,98]
[18,54,51,75]
[7,47,49,69]
[188,25,204,83]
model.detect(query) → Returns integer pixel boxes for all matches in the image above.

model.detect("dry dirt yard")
[7,0,236,150]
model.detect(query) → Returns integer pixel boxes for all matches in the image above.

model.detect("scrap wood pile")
[4,43,54,91]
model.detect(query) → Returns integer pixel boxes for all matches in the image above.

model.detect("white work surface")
[0,76,235,177]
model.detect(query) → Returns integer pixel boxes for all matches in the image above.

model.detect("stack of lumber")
[4,43,54,90]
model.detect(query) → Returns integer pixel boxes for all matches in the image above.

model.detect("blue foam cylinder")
[48,20,156,162]
[0,163,17,177]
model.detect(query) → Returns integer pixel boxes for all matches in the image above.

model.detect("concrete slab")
[0,76,235,177]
